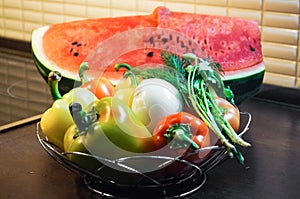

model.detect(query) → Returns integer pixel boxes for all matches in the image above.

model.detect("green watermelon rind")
[31,26,265,104]
[223,62,265,104]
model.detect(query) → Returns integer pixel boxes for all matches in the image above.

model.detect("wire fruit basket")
[36,112,251,199]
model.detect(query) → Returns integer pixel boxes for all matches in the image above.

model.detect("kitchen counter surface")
[1,96,300,199]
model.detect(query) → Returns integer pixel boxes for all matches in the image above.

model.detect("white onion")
[131,78,182,133]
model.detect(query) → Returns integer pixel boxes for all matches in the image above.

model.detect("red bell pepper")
[153,112,209,152]
[79,62,115,99]
[152,112,212,177]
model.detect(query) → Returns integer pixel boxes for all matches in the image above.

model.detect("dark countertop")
[1,96,300,199]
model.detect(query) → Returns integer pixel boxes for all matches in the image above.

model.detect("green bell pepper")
[63,124,101,171]
[69,97,155,165]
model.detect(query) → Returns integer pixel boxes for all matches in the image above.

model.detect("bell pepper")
[40,99,74,150]
[214,97,240,132]
[69,97,155,163]
[152,111,211,178]
[79,62,115,100]
[113,63,138,106]
[40,71,97,150]
[153,112,211,161]
[63,123,102,171]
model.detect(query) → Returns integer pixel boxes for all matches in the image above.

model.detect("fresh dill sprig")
[161,51,234,103]
[160,51,190,78]
[160,51,250,164]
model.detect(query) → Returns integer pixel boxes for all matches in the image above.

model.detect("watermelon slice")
[31,6,264,104]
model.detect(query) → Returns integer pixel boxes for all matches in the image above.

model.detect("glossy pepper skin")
[63,124,101,171]
[113,63,138,106]
[79,62,115,100]
[152,112,212,178]
[214,97,240,132]
[40,99,73,150]
[153,112,210,157]
[40,71,97,150]
[74,97,155,166]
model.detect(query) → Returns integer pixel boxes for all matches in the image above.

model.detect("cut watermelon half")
[31,6,264,104]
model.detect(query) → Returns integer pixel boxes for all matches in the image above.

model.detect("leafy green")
[161,51,235,103]
[161,51,250,164]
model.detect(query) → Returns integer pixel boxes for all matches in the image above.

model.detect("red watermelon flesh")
[41,6,262,81]
[82,27,207,81]
[155,8,262,71]
[42,14,157,78]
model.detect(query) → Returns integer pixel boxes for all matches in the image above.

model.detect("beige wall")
[0,0,300,88]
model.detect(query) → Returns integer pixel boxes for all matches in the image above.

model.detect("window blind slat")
[196,5,227,16]
[197,0,227,6]
[228,8,262,22]
[228,0,262,10]
[264,72,296,87]
[264,0,300,14]
[262,42,297,61]
[263,12,299,30]
[263,57,296,76]
[262,27,299,45]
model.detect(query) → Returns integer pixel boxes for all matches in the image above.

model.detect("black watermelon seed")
[147,51,154,57]
[250,45,255,52]
[149,36,154,44]
[73,52,79,56]
[72,41,78,45]
[162,37,168,44]
[181,41,185,48]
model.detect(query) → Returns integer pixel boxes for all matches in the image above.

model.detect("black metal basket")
[36,112,251,199]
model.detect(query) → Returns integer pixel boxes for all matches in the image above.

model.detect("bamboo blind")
[0,0,299,88]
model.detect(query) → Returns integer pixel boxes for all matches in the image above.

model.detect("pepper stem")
[69,102,97,137]
[164,124,199,150]
[115,62,132,71]
[48,71,62,100]
[114,63,138,86]
[78,62,89,84]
